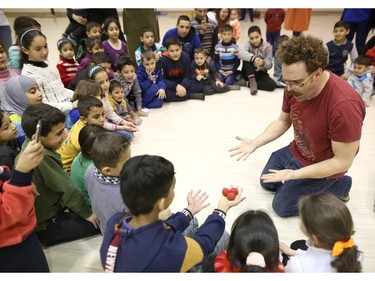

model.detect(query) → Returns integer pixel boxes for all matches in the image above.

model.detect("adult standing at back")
[162,15,201,62]
[122,9,160,58]
[191,8,217,64]
[0,9,12,50]
[229,35,366,218]
[341,8,375,55]
[283,8,312,37]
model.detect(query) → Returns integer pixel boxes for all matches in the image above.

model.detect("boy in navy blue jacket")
[158,37,204,102]
[136,50,166,108]
[100,155,245,272]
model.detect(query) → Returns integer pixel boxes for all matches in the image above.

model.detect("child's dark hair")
[91,132,130,170]
[86,36,103,54]
[165,36,180,49]
[194,47,207,57]
[78,124,107,161]
[227,210,280,272]
[19,29,46,68]
[13,16,41,45]
[333,20,349,30]
[248,25,262,36]
[86,21,102,33]
[141,50,156,62]
[177,15,190,25]
[354,55,371,67]
[57,37,74,52]
[221,24,233,33]
[139,26,154,37]
[116,55,136,72]
[299,192,362,272]
[109,79,123,94]
[0,41,8,57]
[103,17,122,33]
[21,103,65,139]
[276,35,290,51]
[73,79,103,101]
[119,155,175,216]
[86,65,106,80]
[92,51,112,65]
[77,96,103,117]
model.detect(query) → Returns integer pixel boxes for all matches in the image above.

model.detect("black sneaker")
[190,93,205,100]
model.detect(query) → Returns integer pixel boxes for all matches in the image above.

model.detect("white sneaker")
[142,108,150,113]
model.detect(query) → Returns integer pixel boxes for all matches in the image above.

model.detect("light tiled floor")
[3,8,375,275]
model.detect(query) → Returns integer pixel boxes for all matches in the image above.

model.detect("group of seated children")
[0,10,370,273]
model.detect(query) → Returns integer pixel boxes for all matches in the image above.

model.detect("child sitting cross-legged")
[99,154,246,272]
[191,47,235,96]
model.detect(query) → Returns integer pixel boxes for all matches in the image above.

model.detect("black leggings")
[37,210,101,246]
[0,232,50,272]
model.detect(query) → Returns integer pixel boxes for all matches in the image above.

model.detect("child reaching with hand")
[214,210,284,272]
[279,192,362,272]
[100,154,245,272]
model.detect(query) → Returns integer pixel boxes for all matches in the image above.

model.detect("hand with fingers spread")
[186,189,210,215]
[229,136,257,161]
[261,169,296,184]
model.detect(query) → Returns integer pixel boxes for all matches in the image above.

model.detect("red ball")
[222,188,230,196]
[227,192,236,201]
[230,188,238,195]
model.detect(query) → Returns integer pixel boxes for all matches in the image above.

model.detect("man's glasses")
[279,69,319,89]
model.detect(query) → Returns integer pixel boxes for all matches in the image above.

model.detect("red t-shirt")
[282,71,366,178]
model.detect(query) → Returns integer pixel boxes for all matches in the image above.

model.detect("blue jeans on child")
[260,145,352,217]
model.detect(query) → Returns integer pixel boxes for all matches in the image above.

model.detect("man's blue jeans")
[260,145,352,217]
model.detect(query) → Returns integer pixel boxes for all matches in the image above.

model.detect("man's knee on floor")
[272,198,299,218]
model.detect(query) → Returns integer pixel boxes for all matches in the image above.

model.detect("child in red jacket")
[0,139,49,272]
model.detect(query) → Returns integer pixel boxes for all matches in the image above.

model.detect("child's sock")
[248,75,258,95]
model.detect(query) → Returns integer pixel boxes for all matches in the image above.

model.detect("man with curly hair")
[229,35,366,218]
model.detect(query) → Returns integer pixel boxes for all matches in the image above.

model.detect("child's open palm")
[186,189,210,215]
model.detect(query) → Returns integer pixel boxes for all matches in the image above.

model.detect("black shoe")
[190,93,205,100]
